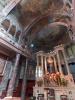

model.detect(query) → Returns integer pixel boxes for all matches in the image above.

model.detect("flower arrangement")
[44,72,68,86]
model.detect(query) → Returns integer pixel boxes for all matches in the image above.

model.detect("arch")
[9,25,16,36]
[1,19,10,31]
[48,22,68,27]
[23,13,70,37]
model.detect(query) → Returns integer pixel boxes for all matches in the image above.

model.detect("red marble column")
[7,53,20,97]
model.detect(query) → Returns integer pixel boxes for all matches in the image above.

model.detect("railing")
[0,25,23,49]
[0,26,17,42]
[0,26,31,57]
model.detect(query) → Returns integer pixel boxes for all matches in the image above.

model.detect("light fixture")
[30,43,34,48]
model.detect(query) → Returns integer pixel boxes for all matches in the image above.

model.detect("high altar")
[33,44,75,100]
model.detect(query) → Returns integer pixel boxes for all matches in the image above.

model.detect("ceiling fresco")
[17,0,71,52]
[0,0,72,52]
[21,0,63,13]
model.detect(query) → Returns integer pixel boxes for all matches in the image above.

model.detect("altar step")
[2,97,21,100]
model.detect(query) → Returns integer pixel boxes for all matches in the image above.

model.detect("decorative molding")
[2,0,21,16]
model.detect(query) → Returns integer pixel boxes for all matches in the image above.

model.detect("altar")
[33,44,75,100]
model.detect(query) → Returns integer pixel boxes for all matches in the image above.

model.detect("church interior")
[0,0,75,100]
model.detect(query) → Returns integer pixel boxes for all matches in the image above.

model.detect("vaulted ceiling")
[0,0,72,52]
[19,0,64,26]
[17,0,71,52]
[21,0,63,13]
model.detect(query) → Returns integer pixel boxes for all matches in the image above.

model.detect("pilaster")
[7,53,20,97]
[44,56,47,74]
[0,60,11,96]
[53,56,58,73]
[62,49,71,75]
[21,58,28,100]
[56,50,63,75]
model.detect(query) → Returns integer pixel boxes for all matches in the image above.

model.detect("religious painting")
[37,94,44,100]
[0,58,6,76]
[60,95,68,100]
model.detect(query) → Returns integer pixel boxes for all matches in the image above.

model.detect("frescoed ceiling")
[0,0,72,52]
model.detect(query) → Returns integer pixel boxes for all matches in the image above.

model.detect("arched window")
[16,30,21,41]
[9,25,16,36]
[1,19,10,31]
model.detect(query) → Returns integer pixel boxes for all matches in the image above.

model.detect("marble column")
[62,48,74,83]
[14,62,22,89]
[21,58,28,100]
[37,56,39,66]
[53,56,58,72]
[44,56,47,73]
[0,60,11,96]
[41,55,44,75]
[62,49,70,75]
[41,55,43,68]
[56,51,63,74]
[7,53,20,97]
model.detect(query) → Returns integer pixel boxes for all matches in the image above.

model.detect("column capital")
[54,44,64,51]
[36,51,44,56]
[56,50,63,75]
